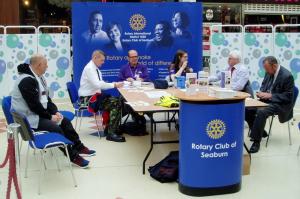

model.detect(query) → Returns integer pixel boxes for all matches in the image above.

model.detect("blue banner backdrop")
[72,2,202,92]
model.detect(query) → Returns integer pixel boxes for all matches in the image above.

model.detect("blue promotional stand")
[176,92,246,196]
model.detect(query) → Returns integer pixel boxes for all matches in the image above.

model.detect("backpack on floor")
[148,151,179,183]
[119,122,148,136]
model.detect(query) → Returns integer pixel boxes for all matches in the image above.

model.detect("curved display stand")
[176,91,248,196]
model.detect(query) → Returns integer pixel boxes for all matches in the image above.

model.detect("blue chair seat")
[2,96,14,124]
[59,111,75,121]
[30,133,73,149]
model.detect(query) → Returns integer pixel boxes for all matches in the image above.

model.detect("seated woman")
[167,49,193,82]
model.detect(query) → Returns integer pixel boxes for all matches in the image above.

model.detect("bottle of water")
[220,72,225,88]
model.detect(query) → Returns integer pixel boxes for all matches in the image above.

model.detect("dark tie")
[266,75,274,92]
[96,69,101,81]
[40,76,48,96]
[40,76,47,89]
[230,67,235,77]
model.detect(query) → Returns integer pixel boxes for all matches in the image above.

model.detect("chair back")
[243,80,254,98]
[11,110,34,141]
[293,86,299,106]
[66,82,79,104]
[2,96,14,124]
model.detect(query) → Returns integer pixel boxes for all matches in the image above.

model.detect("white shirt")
[29,66,48,109]
[78,60,114,97]
[209,63,249,91]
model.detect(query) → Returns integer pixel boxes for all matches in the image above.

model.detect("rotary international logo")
[129,14,146,31]
[206,119,226,139]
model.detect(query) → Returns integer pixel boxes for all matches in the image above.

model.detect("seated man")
[11,55,95,168]
[246,56,294,153]
[209,50,253,97]
[78,50,125,142]
[118,50,149,82]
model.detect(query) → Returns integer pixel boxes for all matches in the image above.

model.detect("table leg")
[143,113,154,174]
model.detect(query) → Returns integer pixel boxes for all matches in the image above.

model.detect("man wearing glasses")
[118,50,149,82]
[118,50,149,128]
[209,50,251,94]
[246,56,294,153]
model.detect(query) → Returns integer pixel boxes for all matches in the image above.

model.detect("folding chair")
[11,110,77,195]
[266,86,299,147]
[66,82,104,138]
[66,82,88,130]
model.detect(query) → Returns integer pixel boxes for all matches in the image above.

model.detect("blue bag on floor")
[148,151,179,183]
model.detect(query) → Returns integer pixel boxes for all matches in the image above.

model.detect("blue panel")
[179,100,245,188]
[72,2,203,95]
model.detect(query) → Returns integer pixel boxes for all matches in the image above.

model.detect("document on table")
[144,91,171,99]
[125,101,150,107]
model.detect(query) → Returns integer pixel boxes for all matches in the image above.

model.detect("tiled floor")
[0,118,7,134]
[0,107,300,199]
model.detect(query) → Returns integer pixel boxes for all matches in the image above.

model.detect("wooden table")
[244,97,268,108]
[118,85,267,174]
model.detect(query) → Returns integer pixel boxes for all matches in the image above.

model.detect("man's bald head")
[92,50,105,68]
[128,50,137,57]
[128,50,138,67]
[30,54,46,66]
[92,50,105,59]
[30,54,48,76]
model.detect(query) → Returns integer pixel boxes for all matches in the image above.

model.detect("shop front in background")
[202,3,242,70]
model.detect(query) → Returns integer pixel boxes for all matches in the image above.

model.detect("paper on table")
[125,101,150,107]
[128,89,144,93]
[144,91,171,99]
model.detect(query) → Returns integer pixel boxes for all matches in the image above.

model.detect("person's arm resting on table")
[139,65,150,82]
[86,66,114,90]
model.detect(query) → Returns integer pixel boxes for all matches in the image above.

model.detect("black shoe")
[106,133,126,142]
[250,130,268,141]
[262,130,269,138]
[115,127,124,136]
[249,142,260,153]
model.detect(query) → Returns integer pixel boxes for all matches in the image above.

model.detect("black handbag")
[148,151,179,183]
[153,79,168,89]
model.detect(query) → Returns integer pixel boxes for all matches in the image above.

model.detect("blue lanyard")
[129,65,138,78]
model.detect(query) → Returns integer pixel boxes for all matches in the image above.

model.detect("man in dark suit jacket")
[247,56,294,153]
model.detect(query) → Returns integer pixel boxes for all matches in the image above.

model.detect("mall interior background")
[1,0,300,71]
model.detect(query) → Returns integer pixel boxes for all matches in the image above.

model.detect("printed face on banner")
[108,25,121,42]
[90,13,103,34]
[72,2,202,90]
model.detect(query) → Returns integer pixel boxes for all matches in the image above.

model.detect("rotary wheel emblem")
[206,119,226,139]
[130,14,146,31]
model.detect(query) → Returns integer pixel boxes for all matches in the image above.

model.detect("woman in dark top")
[168,49,193,82]
[104,22,130,54]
